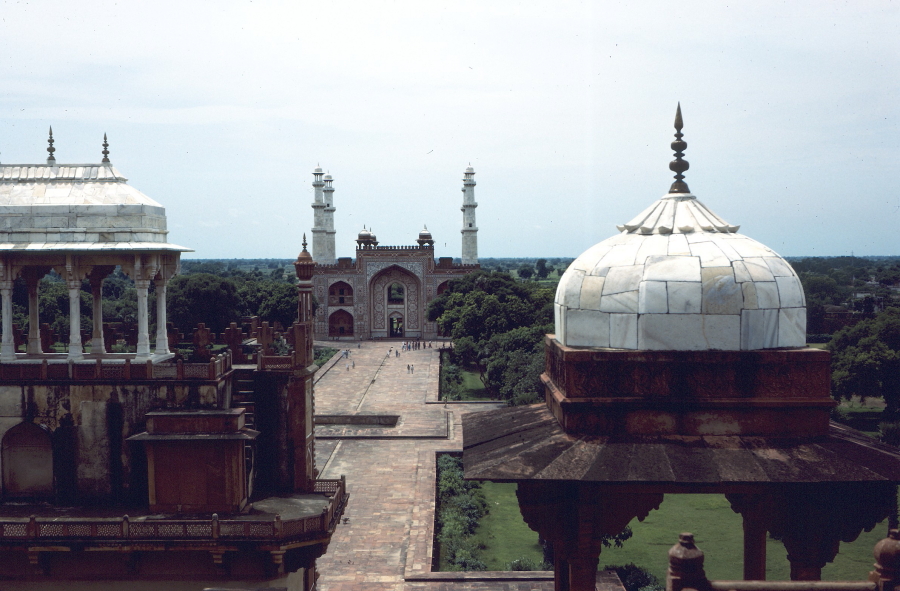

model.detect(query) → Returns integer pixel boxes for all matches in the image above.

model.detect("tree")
[167,273,241,334]
[535,259,550,279]
[427,271,553,405]
[829,307,900,417]
[517,265,534,280]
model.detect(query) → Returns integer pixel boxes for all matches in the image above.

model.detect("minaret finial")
[101,133,110,163]
[47,126,56,164]
[302,233,309,252]
[668,103,690,194]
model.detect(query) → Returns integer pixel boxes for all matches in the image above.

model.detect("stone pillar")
[24,269,42,354]
[0,280,14,360]
[726,493,768,580]
[135,279,151,359]
[154,277,169,355]
[88,270,108,355]
[67,280,83,360]
[767,482,896,581]
[517,481,663,591]
[667,533,709,591]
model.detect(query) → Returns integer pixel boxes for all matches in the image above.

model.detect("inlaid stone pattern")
[556,193,806,351]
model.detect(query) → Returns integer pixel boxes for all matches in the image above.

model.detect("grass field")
[463,483,891,581]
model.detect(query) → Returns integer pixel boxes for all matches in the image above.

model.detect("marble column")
[90,275,105,355]
[0,281,15,361]
[67,281,83,360]
[135,279,151,359]
[25,271,42,355]
[154,277,169,355]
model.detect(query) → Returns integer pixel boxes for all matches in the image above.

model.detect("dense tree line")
[427,271,553,405]
[436,454,488,571]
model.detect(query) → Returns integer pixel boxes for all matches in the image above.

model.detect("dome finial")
[302,233,308,252]
[668,103,690,194]
[46,126,56,164]
[101,133,110,163]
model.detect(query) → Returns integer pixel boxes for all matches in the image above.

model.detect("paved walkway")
[310,340,555,591]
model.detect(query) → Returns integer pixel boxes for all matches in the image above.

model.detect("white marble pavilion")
[0,131,192,361]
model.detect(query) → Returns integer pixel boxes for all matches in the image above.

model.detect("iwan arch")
[310,166,479,340]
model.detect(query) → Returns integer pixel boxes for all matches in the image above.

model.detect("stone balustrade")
[0,351,232,381]
[0,477,346,545]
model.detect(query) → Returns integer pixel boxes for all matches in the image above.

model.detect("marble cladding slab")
[732,260,753,283]
[579,276,605,310]
[755,282,780,309]
[689,240,732,267]
[560,269,584,308]
[667,234,691,256]
[603,265,643,295]
[609,313,637,349]
[779,308,807,347]
[765,256,796,277]
[741,309,779,350]
[643,255,701,282]
[599,290,638,314]
[702,267,744,315]
[565,308,610,348]
[742,258,776,282]
[635,234,669,264]
[595,242,640,269]
[638,313,741,350]
[639,281,668,314]
[667,281,701,314]
[776,276,805,308]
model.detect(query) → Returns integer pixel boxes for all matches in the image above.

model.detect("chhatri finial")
[46,126,56,164]
[101,133,110,163]
[668,103,690,194]
[302,233,308,252]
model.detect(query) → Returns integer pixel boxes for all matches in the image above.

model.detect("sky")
[0,0,897,260]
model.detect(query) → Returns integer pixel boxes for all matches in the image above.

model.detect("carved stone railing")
[666,532,900,591]
[0,352,233,382]
[258,351,302,371]
[0,477,346,544]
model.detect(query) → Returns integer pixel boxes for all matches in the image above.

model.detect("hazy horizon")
[2,1,897,259]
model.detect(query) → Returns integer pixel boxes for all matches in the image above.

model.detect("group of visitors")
[402,341,432,351]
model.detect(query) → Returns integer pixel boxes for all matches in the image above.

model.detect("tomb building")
[310,166,479,339]
[462,106,900,591]
[0,133,345,587]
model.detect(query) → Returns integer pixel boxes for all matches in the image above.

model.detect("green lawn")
[463,487,890,581]
[461,369,487,397]
[469,482,545,570]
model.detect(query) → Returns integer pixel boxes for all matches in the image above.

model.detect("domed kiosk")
[556,106,804,351]
[462,107,900,590]
[0,131,191,361]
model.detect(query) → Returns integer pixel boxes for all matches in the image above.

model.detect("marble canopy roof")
[0,163,191,253]
[462,404,900,490]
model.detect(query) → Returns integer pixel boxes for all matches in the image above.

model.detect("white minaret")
[460,166,478,265]
[310,167,336,264]
[322,173,336,264]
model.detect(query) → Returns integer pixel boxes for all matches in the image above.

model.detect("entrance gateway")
[309,166,480,339]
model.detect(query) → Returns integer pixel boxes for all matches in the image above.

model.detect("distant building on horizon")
[310,166,479,339]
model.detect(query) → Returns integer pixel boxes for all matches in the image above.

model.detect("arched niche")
[2,422,53,500]
[370,266,421,338]
[329,309,354,337]
[328,281,354,306]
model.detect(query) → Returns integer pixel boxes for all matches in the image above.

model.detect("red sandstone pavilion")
[463,107,900,591]
[0,134,345,587]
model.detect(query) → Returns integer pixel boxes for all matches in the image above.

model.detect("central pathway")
[311,341,555,591]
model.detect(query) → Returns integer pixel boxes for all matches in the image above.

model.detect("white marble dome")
[555,192,806,351]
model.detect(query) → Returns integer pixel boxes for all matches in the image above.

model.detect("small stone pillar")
[871,529,900,591]
[134,279,151,359]
[88,267,113,355]
[0,280,15,360]
[67,280,83,360]
[154,276,169,355]
[667,533,709,591]
[24,269,43,354]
